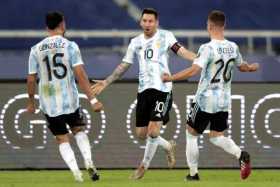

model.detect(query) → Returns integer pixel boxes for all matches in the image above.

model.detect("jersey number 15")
[43,53,67,81]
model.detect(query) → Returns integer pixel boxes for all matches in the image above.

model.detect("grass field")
[0,169,279,187]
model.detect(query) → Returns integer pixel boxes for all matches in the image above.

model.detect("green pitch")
[0,169,279,187]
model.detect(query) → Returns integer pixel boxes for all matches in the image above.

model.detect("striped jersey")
[28,35,83,117]
[122,29,177,93]
[193,39,244,113]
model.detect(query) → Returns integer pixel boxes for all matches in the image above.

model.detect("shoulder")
[159,29,174,38]
[199,42,213,53]
[67,41,80,52]
[159,29,172,34]
[225,39,239,49]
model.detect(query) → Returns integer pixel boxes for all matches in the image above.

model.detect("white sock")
[186,130,199,176]
[74,131,94,169]
[209,136,242,159]
[157,136,171,151]
[59,142,81,174]
[142,136,159,169]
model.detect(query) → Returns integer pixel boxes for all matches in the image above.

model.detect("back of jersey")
[193,39,243,113]
[28,35,83,117]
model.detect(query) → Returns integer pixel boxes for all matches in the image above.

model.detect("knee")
[71,126,84,135]
[136,131,147,140]
[209,135,224,145]
[147,130,159,138]
[56,135,69,144]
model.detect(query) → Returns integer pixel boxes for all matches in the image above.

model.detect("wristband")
[90,98,98,105]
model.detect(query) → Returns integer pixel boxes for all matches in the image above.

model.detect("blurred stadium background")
[0,0,280,174]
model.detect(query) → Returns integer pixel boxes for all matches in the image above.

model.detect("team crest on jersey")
[156,41,161,48]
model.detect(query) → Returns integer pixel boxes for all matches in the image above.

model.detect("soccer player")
[91,8,196,179]
[26,11,102,182]
[162,10,259,181]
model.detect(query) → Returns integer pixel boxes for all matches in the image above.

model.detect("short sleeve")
[122,39,136,64]
[69,42,84,67]
[28,48,38,74]
[235,45,243,67]
[166,31,178,48]
[193,45,212,69]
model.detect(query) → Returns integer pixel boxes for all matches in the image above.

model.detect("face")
[207,19,212,34]
[140,13,158,37]
[61,20,66,36]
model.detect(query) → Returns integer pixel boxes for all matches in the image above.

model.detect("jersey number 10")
[144,49,153,60]
[43,53,67,81]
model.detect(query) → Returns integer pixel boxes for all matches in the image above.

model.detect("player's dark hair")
[141,8,158,20]
[46,11,64,30]
[208,10,226,27]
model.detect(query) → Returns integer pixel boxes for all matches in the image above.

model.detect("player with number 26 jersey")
[28,35,82,117]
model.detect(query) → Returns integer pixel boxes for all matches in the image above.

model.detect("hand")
[26,99,35,113]
[249,63,259,72]
[92,101,103,112]
[161,73,173,82]
[91,80,106,96]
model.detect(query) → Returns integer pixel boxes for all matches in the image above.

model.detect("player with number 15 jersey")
[29,35,83,117]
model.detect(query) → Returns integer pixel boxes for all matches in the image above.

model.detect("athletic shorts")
[44,108,86,135]
[136,89,172,127]
[187,103,228,134]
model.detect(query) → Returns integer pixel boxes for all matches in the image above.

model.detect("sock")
[142,136,159,169]
[186,130,199,176]
[209,136,242,159]
[157,136,171,151]
[74,131,94,169]
[59,142,80,174]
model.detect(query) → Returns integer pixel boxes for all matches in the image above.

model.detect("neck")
[48,29,63,37]
[144,29,157,39]
[210,31,224,41]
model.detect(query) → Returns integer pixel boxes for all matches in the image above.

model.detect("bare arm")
[74,65,103,111]
[238,62,259,72]
[162,64,201,82]
[26,74,37,113]
[91,62,131,96]
[104,62,131,86]
[177,47,197,62]
[74,65,94,100]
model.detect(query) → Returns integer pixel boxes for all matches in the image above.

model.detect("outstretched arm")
[177,47,197,62]
[91,62,131,95]
[238,62,259,72]
[104,62,131,86]
[162,64,201,82]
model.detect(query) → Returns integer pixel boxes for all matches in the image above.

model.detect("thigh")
[187,103,210,134]
[135,127,148,140]
[136,92,150,127]
[149,89,172,124]
[45,114,68,136]
[210,111,228,132]
[65,108,86,129]
[162,92,173,125]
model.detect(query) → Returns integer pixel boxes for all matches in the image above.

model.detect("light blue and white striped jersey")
[122,29,177,93]
[193,39,243,113]
[28,35,83,117]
